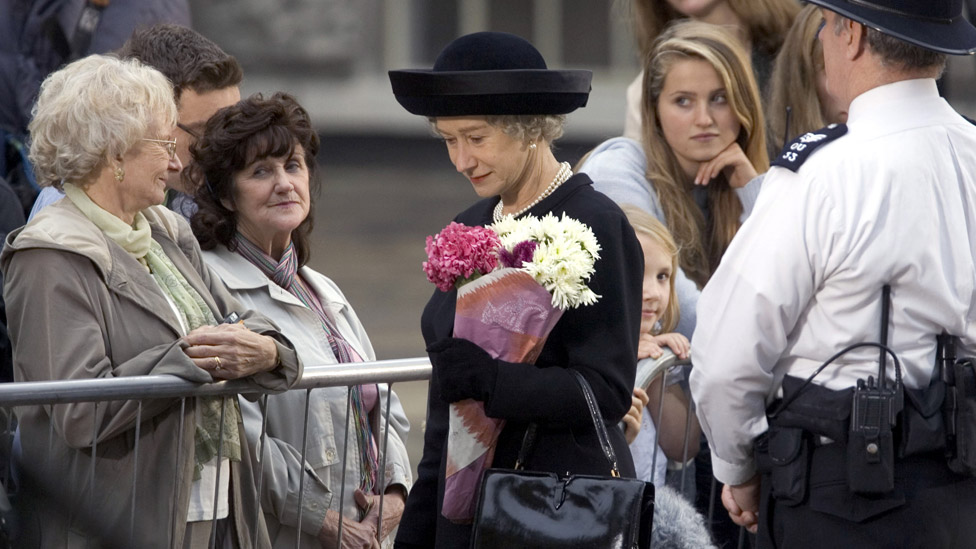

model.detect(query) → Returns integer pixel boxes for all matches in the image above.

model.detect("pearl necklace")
[493,162,572,223]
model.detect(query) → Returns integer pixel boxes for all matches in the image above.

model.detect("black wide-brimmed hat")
[388,31,592,117]
[806,0,976,54]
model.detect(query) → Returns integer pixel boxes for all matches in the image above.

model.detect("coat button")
[326,449,337,461]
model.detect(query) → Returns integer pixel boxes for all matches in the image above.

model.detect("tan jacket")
[0,199,302,548]
[204,245,412,548]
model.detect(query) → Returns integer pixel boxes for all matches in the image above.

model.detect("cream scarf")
[63,183,241,477]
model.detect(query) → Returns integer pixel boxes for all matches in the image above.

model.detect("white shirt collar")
[847,78,939,123]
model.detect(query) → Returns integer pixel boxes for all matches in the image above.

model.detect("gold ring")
[214,356,222,370]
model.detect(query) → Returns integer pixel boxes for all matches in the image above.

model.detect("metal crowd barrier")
[0,358,430,549]
[0,354,743,548]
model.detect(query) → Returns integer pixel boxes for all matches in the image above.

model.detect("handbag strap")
[514,369,622,477]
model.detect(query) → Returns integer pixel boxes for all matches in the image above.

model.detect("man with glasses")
[29,24,242,220]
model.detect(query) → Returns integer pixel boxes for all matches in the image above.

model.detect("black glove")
[426,337,498,404]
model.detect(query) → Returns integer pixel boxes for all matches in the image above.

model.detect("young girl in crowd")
[619,204,699,489]
[766,4,849,153]
[581,20,769,337]
[624,0,800,139]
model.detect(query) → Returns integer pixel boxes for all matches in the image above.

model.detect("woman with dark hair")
[188,92,412,549]
[389,32,643,548]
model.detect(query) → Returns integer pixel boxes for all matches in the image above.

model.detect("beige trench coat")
[0,200,302,548]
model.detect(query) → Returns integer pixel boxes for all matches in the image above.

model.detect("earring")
[114,166,125,182]
[529,143,537,150]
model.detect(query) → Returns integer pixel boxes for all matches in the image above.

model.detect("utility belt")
[756,343,976,508]
[756,287,976,514]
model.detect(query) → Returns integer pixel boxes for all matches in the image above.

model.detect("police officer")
[688,0,976,546]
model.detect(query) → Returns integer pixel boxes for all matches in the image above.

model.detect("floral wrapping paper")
[442,267,564,522]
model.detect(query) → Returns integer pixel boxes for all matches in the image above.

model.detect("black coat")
[395,174,644,549]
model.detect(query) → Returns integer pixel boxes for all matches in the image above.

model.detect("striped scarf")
[233,234,378,494]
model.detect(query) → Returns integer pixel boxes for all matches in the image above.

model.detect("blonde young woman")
[623,0,800,139]
[766,4,850,153]
[582,20,769,337]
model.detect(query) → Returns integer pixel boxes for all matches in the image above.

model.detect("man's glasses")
[177,122,200,139]
[141,137,178,160]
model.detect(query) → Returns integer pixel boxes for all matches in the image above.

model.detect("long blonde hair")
[630,0,800,60]
[766,5,828,152]
[621,204,680,334]
[641,21,768,289]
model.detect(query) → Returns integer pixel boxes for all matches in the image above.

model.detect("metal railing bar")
[336,387,353,548]
[130,401,143,547]
[375,382,394,543]
[89,402,99,534]
[172,398,187,544]
[707,476,718,537]
[252,394,270,546]
[0,358,432,406]
[295,389,313,549]
[210,397,228,549]
[650,368,667,486]
[1,409,10,489]
[679,395,694,498]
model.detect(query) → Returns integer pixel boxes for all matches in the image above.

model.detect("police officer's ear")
[844,18,869,61]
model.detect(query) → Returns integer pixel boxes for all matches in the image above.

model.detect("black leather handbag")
[470,370,655,549]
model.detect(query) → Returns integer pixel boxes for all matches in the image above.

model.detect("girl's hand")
[638,332,690,360]
[652,332,690,360]
[623,388,650,444]
[694,141,758,189]
[638,332,665,360]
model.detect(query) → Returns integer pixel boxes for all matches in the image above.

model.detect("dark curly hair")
[187,92,320,266]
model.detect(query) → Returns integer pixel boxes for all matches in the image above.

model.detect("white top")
[578,135,763,340]
[155,276,230,522]
[689,78,976,485]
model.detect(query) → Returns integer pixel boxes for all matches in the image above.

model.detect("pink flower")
[423,222,501,292]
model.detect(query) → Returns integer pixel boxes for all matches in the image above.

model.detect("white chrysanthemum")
[491,215,520,236]
[493,213,602,309]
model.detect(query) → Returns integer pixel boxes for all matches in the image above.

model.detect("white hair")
[28,54,177,188]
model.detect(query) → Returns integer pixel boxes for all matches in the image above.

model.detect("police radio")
[765,286,905,495]
[848,285,903,495]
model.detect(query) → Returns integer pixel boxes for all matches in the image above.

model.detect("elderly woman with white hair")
[0,54,301,548]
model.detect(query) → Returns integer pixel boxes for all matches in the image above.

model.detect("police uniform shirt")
[688,78,976,486]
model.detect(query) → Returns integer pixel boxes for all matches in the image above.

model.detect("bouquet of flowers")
[423,212,601,522]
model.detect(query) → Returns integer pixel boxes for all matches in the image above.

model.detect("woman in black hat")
[390,32,644,548]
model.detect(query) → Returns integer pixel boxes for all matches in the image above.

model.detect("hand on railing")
[638,332,690,362]
[319,507,380,549]
[317,487,406,549]
[183,323,279,380]
[359,487,406,543]
[623,387,649,444]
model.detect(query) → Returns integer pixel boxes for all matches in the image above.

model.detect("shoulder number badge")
[771,123,848,172]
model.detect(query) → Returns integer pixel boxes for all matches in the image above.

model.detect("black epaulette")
[771,123,848,172]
